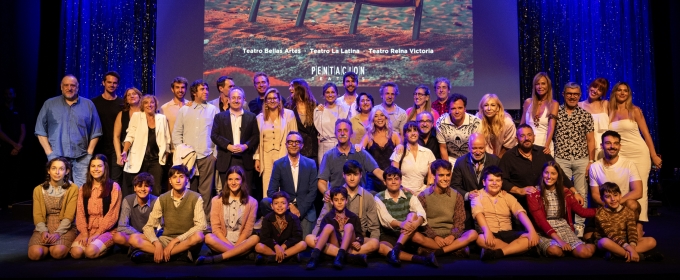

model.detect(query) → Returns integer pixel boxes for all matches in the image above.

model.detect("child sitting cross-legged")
[306,186,368,270]
[595,182,663,262]
[254,191,308,264]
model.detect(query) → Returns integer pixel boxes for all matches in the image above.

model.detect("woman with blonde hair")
[359,106,401,192]
[255,88,297,197]
[608,82,661,222]
[521,72,559,155]
[405,84,440,122]
[120,94,171,197]
[476,93,516,157]
[578,78,610,160]
[286,79,319,163]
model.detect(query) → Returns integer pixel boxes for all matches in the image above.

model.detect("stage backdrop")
[59,0,156,98]
[155,0,521,109]
[518,0,658,143]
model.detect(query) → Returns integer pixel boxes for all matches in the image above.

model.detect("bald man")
[451,133,500,229]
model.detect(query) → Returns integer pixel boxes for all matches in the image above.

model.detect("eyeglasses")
[413,92,428,97]
[286,140,302,146]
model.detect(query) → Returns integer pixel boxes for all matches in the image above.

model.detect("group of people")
[26,70,664,266]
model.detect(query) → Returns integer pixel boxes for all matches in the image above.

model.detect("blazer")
[210,195,258,242]
[259,211,303,250]
[211,110,259,172]
[267,155,318,222]
[254,109,298,174]
[123,112,171,173]
[451,152,501,198]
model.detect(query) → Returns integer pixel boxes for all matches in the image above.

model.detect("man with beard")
[499,124,580,209]
[451,133,500,229]
[92,71,124,184]
[160,77,189,135]
[416,111,441,159]
[173,80,219,221]
[374,82,407,137]
[248,72,270,115]
[589,131,643,232]
[36,75,102,187]
[338,72,359,114]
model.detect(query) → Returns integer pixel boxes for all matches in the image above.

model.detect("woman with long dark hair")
[350,92,374,145]
[314,82,351,161]
[390,122,434,195]
[527,161,596,258]
[28,157,79,260]
[197,166,259,264]
[286,79,319,163]
[70,154,122,259]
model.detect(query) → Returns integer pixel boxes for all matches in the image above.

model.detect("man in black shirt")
[498,124,581,203]
[416,111,441,159]
[247,72,269,115]
[0,88,26,208]
[91,71,124,184]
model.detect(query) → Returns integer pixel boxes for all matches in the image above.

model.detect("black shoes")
[130,250,154,264]
[333,249,347,269]
[480,248,504,261]
[306,248,322,270]
[387,248,401,267]
[346,253,369,267]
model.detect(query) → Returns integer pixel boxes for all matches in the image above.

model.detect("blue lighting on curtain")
[518,0,657,142]
[59,0,156,98]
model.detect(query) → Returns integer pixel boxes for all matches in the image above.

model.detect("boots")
[306,248,322,270]
[387,243,402,267]
[333,249,347,269]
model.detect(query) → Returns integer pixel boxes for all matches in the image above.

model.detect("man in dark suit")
[451,133,500,229]
[261,131,318,236]
[211,86,259,195]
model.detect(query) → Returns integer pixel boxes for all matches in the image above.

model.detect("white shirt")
[230,109,244,146]
[589,157,641,196]
[435,113,482,161]
[314,102,350,142]
[338,94,358,115]
[374,189,428,229]
[289,155,300,195]
[390,144,436,195]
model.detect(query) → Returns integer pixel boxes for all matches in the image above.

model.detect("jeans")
[555,156,589,226]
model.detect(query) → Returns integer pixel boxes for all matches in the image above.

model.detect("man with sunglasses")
[260,131,318,236]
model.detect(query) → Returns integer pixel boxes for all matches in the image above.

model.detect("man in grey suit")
[451,133,500,229]
[210,86,260,194]
[261,131,318,236]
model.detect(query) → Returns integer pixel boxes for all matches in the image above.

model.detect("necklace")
[518,148,532,159]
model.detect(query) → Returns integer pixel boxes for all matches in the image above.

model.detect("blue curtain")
[518,0,657,142]
[59,0,156,98]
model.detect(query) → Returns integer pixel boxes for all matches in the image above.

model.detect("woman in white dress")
[390,122,434,195]
[314,82,351,161]
[608,82,662,222]
[476,93,517,158]
[578,78,609,160]
[521,72,559,155]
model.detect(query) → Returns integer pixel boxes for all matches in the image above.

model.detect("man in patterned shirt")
[436,93,482,165]
[553,82,595,237]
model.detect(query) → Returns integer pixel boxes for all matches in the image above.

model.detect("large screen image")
[203,0,473,88]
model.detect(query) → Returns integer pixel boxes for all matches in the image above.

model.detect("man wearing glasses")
[261,131,318,236]
[416,111,441,160]
[553,82,595,237]
[211,87,260,194]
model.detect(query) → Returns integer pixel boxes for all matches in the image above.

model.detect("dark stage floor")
[1,206,679,279]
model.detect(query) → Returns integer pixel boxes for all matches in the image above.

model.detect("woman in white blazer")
[120,94,171,197]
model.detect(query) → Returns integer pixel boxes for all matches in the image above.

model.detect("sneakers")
[574,224,585,238]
